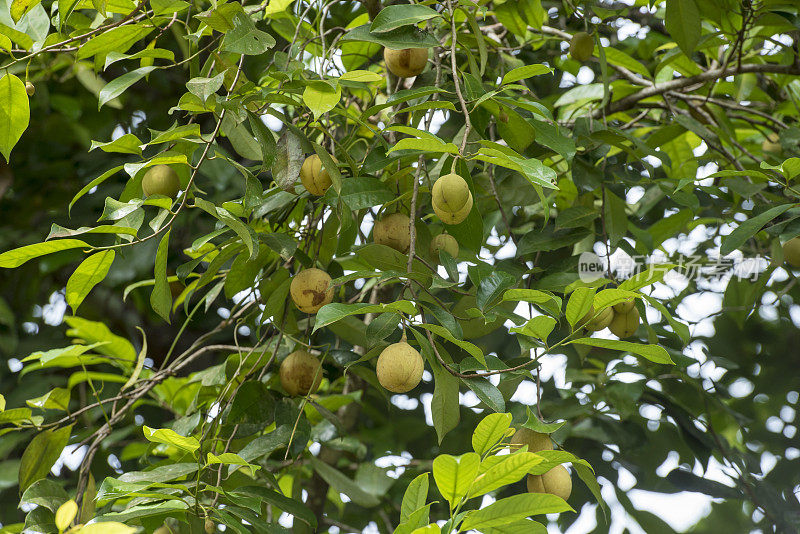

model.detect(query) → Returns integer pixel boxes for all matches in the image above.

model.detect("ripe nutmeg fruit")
[510,427,554,453]
[280,350,323,396]
[432,173,471,213]
[569,32,594,62]
[384,47,428,78]
[290,268,334,313]
[526,465,572,501]
[433,191,473,225]
[142,165,181,198]
[300,154,336,196]
[430,233,459,260]
[374,212,411,252]
[376,341,424,393]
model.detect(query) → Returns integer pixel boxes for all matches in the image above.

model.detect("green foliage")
[1,0,800,532]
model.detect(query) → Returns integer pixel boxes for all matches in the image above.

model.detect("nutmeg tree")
[1,1,800,533]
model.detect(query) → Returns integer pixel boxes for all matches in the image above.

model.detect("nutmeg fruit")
[783,237,800,268]
[569,32,594,62]
[290,268,334,313]
[433,191,473,225]
[376,342,424,393]
[580,306,614,332]
[431,173,471,213]
[373,212,411,252]
[609,306,640,339]
[300,154,337,196]
[430,233,459,260]
[280,350,323,396]
[142,165,180,198]
[383,47,428,78]
[510,427,554,453]
[526,465,572,501]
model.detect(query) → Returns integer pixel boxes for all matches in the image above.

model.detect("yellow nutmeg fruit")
[290,268,334,313]
[569,32,594,62]
[783,237,800,268]
[430,233,459,260]
[142,165,181,198]
[609,306,640,339]
[300,154,337,196]
[432,173,471,213]
[376,341,424,393]
[374,212,411,252]
[762,133,782,155]
[280,350,323,396]
[383,47,428,78]
[580,306,614,332]
[433,191,473,225]
[613,299,636,314]
[527,465,572,501]
[510,427,554,453]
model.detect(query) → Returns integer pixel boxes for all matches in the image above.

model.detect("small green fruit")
[280,350,323,396]
[762,133,782,155]
[142,165,180,198]
[569,32,594,62]
[609,306,640,339]
[376,342,424,393]
[430,233,459,260]
[581,306,613,332]
[25,82,35,96]
[783,237,800,268]
[383,47,428,78]
[612,299,635,314]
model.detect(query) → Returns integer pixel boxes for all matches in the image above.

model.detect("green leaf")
[10,0,42,22]
[314,301,417,331]
[0,74,29,162]
[26,388,71,411]
[431,358,461,444]
[150,230,172,323]
[340,70,383,83]
[472,413,512,456]
[419,323,486,367]
[0,239,88,268]
[342,24,438,49]
[309,457,380,507]
[222,12,276,55]
[569,338,674,364]
[20,479,70,513]
[66,251,115,314]
[388,137,459,155]
[468,451,543,498]
[400,474,429,523]
[477,271,516,311]
[720,204,793,255]
[460,493,573,529]
[566,287,595,327]
[98,67,156,109]
[369,4,441,33]
[665,0,701,57]
[227,486,316,527]
[142,426,199,453]
[618,264,678,291]
[19,426,73,492]
[186,72,225,103]
[432,452,480,508]
[76,25,154,61]
[510,315,557,341]
[603,190,627,247]
[501,64,553,85]
[334,176,394,210]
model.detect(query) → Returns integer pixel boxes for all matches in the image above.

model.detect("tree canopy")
[1,0,799,533]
